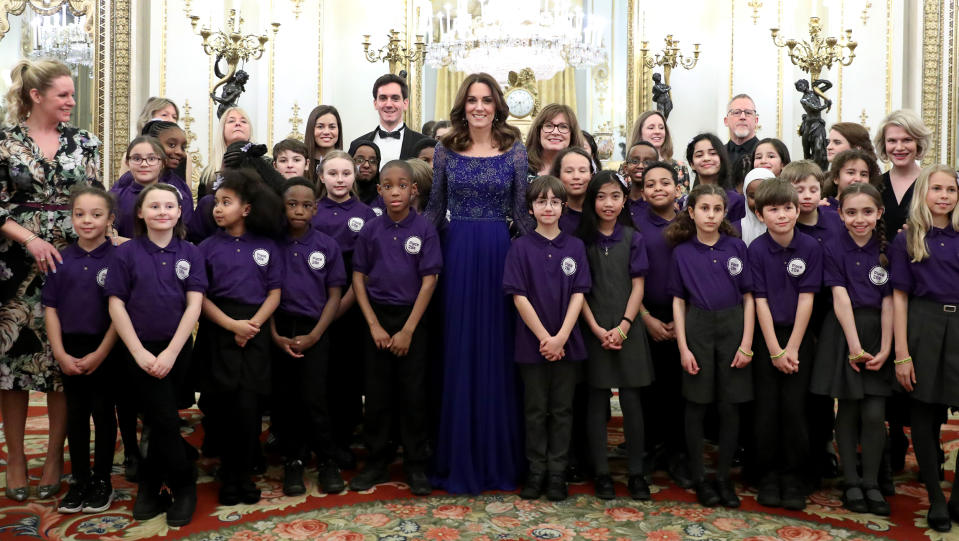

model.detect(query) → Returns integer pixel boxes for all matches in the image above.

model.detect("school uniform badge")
[308,251,326,270]
[96,268,108,287]
[405,236,422,255]
[348,217,365,232]
[726,257,743,276]
[175,259,191,280]
[869,265,889,285]
[253,248,270,266]
[372,207,383,216]
[561,256,577,276]
[786,258,806,277]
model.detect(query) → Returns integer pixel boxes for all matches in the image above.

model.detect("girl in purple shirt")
[551,147,592,234]
[44,187,120,514]
[312,150,377,469]
[810,183,893,516]
[196,170,283,506]
[666,183,755,509]
[105,184,207,527]
[890,165,959,533]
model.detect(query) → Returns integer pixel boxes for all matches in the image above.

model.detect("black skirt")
[682,304,753,404]
[194,298,271,395]
[810,307,891,399]
[903,297,959,405]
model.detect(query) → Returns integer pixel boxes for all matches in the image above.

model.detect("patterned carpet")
[0,392,956,540]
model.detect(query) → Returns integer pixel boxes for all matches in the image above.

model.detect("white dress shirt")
[373,122,405,169]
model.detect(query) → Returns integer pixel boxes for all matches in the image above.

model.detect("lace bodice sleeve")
[510,142,533,234]
[425,141,449,228]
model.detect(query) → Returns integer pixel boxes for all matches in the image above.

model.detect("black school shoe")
[780,482,807,511]
[928,501,952,533]
[166,484,197,528]
[123,453,140,482]
[715,478,740,508]
[520,471,546,500]
[667,454,694,489]
[82,478,114,513]
[407,470,432,496]
[694,479,721,507]
[318,461,347,494]
[862,485,890,516]
[594,475,616,500]
[238,477,261,504]
[757,475,781,508]
[841,485,868,513]
[283,460,307,497]
[132,483,168,521]
[349,464,389,492]
[627,474,650,501]
[545,473,568,501]
[58,482,87,514]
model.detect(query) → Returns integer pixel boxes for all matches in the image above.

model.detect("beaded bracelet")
[848,350,866,361]
[616,326,627,340]
[738,347,754,357]
[639,310,651,317]
[621,316,633,325]
[893,356,913,365]
[770,350,787,360]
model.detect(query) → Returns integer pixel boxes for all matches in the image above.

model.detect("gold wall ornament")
[361,29,425,76]
[920,0,943,165]
[748,0,763,25]
[770,16,857,83]
[267,20,279,149]
[180,100,205,189]
[188,8,275,99]
[0,0,95,39]
[287,102,303,141]
[110,0,132,181]
[593,63,610,119]
[290,0,303,19]
[860,109,868,126]
[639,35,700,89]
[861,1,873,25]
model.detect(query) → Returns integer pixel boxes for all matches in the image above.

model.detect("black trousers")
[362,303,430,469]
[328,252,363,449]
[641,303,685,456]
[519,361,579,475]
[753,324,814,483]
[62,333,118,484]
[271,311,336,462]
[123,339,194,489]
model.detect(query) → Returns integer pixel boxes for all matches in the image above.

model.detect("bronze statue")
[652,72,673,120]
[210,54,250,118]
[795,78,832,170]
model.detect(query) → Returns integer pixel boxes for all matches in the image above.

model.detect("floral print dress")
[0,123,100,392]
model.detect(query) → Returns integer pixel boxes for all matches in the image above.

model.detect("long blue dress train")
[426,140,531,493]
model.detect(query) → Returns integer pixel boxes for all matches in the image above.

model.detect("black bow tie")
[378,127,402,139]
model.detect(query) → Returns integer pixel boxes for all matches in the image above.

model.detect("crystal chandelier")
[422,0,607,82]
[29,6,93,74]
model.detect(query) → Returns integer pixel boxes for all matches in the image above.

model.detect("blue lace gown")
[426,140,532,493]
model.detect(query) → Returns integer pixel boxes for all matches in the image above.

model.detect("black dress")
[881,171,915,240]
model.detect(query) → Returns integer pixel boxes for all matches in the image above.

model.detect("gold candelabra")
[770,16,856,82]
[189,9,274,68]
[639,35,701,86]
[362,29,425,75]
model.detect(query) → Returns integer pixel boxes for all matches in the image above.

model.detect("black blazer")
[349,126,429,160]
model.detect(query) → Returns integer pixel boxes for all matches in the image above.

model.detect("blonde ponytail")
[5,59,72,124]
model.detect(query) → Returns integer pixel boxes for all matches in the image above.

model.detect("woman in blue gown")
[426,73,532,493]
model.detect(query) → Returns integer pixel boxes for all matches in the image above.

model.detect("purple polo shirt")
[352,209,443,305]
[104,236,208,342]
[311,196,378,253]
[41,241,115,335]
[110,170,195,238]
[823,232,891,310]
[559,207,582,233]
[279,228,347,319]
[628,198,648,223]
[667,233,752,311]
[187,194,216,243]
[889,226,959,303]
[595,224,649,277]
[632,206,676,307]
[748,231,824,325]
[727,190,747,222]
[369,195,385,217]
[198,231,283,304]
[796,206,845,245]
[503,231,591,363]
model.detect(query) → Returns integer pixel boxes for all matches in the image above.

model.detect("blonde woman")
[873,110,932,238]
[198,107,253,196]
[0,59,101,501]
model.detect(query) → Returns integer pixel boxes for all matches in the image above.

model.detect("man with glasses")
[349,73,429,169]
[723,94,760,169]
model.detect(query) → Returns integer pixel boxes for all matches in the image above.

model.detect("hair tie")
[241,142,253,153]
[212,174,224,191]
[616,172,628,188]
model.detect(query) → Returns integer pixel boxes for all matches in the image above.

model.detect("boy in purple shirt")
[270,178,347,497]
[351,160,442,496]
[504,175,591,501]
[748,178,824,511]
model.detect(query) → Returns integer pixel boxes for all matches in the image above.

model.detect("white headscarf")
[740,168,776,246]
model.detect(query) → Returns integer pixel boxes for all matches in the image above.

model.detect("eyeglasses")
[129,155,161,165]
[542,122,571,134]
[532,198,564,208]
[727,109,757,118]
[354,157,380,166]
[624,158,652,166]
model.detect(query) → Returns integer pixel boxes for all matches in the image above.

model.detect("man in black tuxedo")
[349,74,429,169]
[723,93,760,169]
